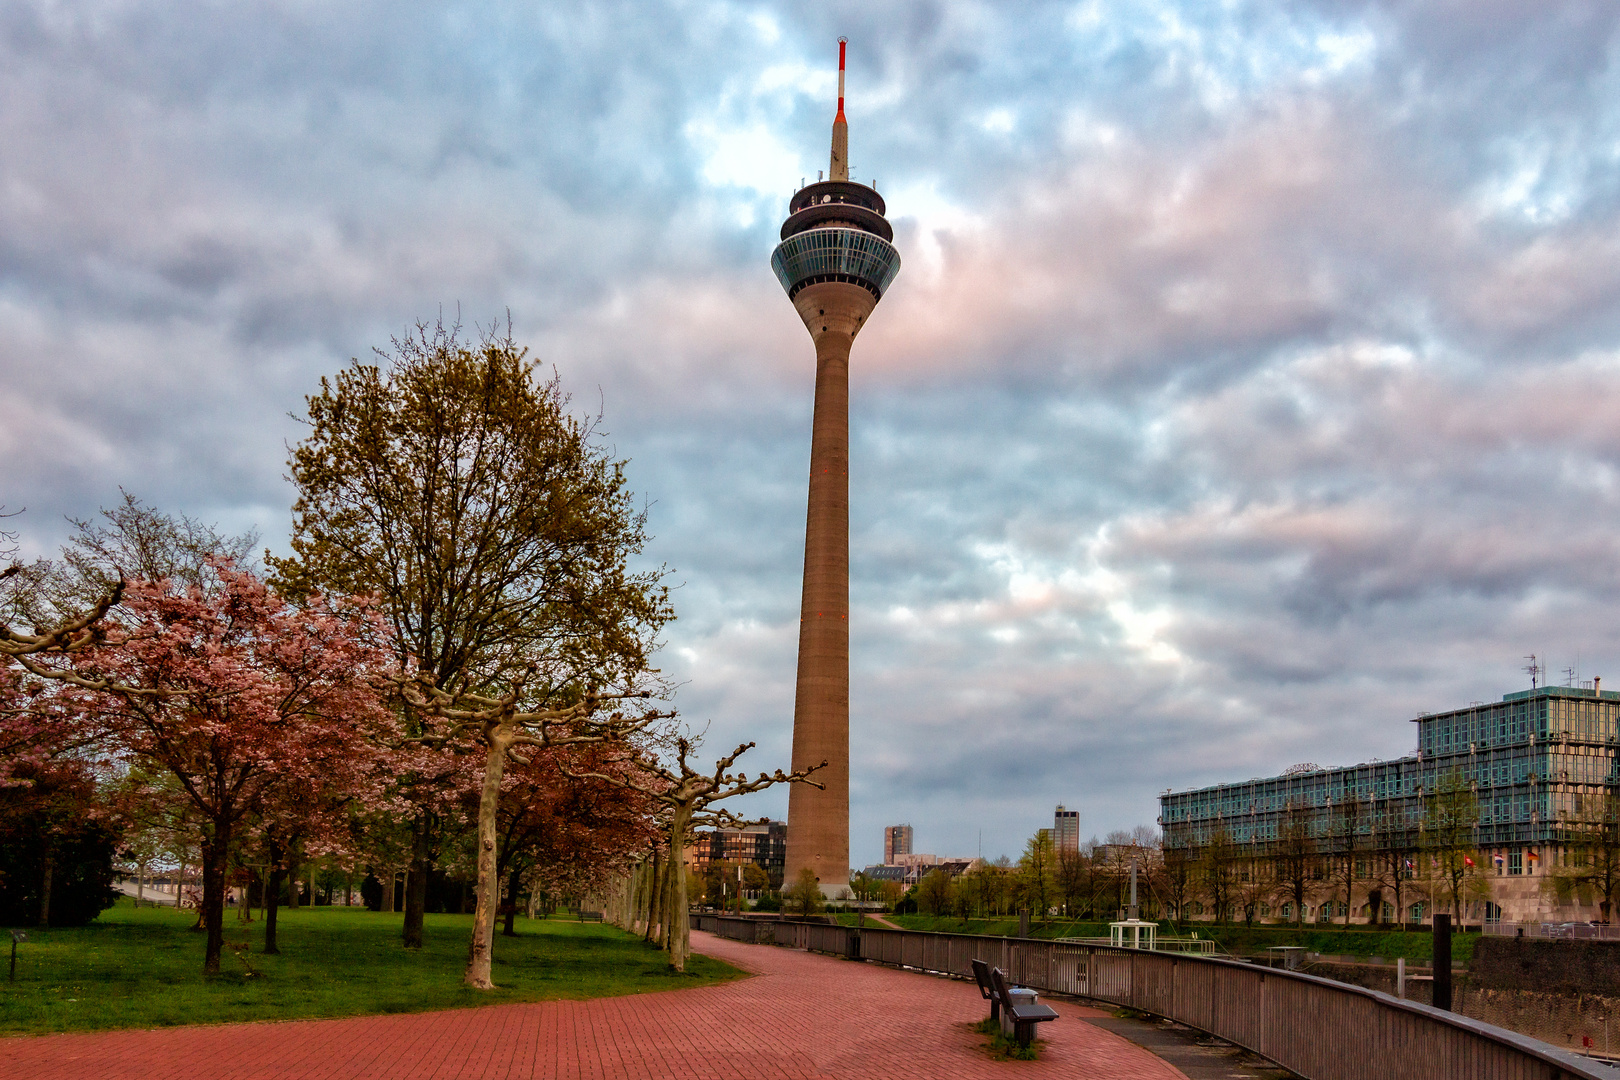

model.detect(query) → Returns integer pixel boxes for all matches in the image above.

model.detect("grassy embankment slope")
[1,899,743,1035]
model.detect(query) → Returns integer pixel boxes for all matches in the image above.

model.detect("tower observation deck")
[773,39,900,898]
[771,182,901,302]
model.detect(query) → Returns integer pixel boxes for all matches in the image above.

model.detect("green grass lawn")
[0,900,744,1035]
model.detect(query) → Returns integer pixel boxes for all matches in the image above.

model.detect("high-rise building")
[685,821,789,888]
[883,824,913,864]
[1053,805,1080,853]
[773,39,902,896]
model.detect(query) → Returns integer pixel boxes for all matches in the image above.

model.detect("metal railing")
[692,915,1610,1080]
[1484,921,1620,941]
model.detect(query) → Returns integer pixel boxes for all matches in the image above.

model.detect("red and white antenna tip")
[836,38,847,121]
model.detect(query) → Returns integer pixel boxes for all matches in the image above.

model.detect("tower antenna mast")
[830,37,849,181]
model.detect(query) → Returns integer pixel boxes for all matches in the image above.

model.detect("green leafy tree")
[916,868,953,916]
[1018,831,1056,922]
[849,871,879,903]
[1200,825,1237,922]
[786,867,825,916]
[1423,770,1481,920]
[1272,804,1316,926]
[1547,792,1620,922]
[272,319,673,953]
[1330,796,1365,926]
[1055,849,1088,918]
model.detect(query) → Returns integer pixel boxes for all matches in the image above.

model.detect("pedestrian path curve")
[0,929,1187,1079]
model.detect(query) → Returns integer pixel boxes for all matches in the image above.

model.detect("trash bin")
[1001,987,1039,1036]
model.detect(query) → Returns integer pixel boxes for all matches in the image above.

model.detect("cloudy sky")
[5,0,1620,866]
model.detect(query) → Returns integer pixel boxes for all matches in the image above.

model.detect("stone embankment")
[1306,939,1620,1062]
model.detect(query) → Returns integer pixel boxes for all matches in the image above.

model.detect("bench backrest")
[988,965,1016,1011]
[971,958,995,1001]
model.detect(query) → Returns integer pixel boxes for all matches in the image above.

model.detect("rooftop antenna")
[1525,654,1540,689]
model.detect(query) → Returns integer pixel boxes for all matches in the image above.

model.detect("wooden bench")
[576,910,604,922]
[975,960,1058,1047]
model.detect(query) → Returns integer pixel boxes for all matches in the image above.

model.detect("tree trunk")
[503,864,522,937]
[464,726,511,989]
[665,812,691,972]
[200,819,232,975]
[285,848,301,910]
[263,839,284,955]
[135,865,145,909]
[1394,860,1405,926]
[403,815,432,949]
[37,847,54,929]
[644,848,662,943]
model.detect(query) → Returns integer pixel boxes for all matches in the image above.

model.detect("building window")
[1509,851,1523,875]
[1281,903,1293,920]
[1409,903,1425,922]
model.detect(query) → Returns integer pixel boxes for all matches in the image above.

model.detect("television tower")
[771,38,901,895]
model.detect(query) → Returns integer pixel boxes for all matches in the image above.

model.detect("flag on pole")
[1465,856,1475,868]
[1528,849,1539,863]
[1493,852,1505,867]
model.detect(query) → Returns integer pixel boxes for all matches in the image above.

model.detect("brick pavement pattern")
[1,930,1187,1080]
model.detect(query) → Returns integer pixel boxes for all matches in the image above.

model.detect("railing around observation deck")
[690,914,1609,1080]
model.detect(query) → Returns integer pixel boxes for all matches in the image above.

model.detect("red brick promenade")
[1,931,1186,1079]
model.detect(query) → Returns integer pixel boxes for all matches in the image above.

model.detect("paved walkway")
[0,931,1186,1079]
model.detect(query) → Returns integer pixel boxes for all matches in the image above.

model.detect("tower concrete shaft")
[770,39,900,897]
[783,280,873,891]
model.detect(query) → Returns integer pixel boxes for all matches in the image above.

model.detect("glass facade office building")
[1161,685,1620,859]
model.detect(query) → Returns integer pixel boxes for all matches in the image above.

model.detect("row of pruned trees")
[587,737,823,971]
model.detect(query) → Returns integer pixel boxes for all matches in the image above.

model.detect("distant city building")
[1092,843,1160,870]
[1053,805,1080,853]
[1160,683,1620,925]
[884,824,913,864]
[859,857,981,886]
[686,820,787,887]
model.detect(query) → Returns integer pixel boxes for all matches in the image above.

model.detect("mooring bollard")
[1432,914,1452,1011]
